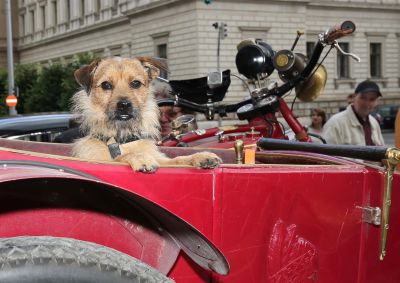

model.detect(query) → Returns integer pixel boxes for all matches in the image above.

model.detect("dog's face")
[73,57,167,140]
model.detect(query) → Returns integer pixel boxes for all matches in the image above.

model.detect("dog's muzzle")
[116,99,136,121]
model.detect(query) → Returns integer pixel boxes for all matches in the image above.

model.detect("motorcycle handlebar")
[257,21,355,99]
[158,21,356,115]
[157,97,252,115]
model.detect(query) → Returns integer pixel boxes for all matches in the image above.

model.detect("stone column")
[45,0,55,37]
[85,0,97,25]
[57,0,68,33]
[69,0,81,30]
[102,0,113,20]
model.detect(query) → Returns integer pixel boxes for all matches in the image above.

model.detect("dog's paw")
[190,152,222,169]
[132,158,159,173]
[117,154,160,173]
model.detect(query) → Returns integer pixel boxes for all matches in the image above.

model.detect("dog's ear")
[137,57,168,80]
[74,59,102,94]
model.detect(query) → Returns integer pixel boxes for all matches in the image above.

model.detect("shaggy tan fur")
[71,56,221,172]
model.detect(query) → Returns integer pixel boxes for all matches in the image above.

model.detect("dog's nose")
[117,99,132,111]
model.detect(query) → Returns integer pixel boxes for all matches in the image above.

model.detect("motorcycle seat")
[169,69,231,105]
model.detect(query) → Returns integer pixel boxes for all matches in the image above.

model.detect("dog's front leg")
[157,152,222,169]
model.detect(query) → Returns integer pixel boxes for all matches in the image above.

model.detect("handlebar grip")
[322,21,356,44]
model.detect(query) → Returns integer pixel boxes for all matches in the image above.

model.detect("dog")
[71,56,221,172]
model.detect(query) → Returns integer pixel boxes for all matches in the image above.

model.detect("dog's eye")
[129,80,142,89]
[101,81,113,90]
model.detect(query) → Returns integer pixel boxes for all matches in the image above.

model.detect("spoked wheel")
[0,236,174,283]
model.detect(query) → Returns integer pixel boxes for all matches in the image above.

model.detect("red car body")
[0,138,399,282]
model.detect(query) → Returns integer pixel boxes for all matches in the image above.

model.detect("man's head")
[353,80,382,120]
[159,106,184,136]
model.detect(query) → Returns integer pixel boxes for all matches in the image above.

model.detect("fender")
[0,160,229,276]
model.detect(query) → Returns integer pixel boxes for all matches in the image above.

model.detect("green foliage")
[24,63,66,113]
[58,53,97,111]
[0,68,8,116]
[0,52,98,115]
[14,64,39,113]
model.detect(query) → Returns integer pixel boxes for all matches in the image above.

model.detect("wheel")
[0,236,174,283]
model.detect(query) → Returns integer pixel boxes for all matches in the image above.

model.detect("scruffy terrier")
[71,56,221,172]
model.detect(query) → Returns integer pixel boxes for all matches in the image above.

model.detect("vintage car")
[372,105,399,130]
[0,138,399,283]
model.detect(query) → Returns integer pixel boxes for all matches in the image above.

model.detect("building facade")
[1,0,400,123]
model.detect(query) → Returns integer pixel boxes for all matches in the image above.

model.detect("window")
[66,0,70,21]
[80,0,85,20]
[337,42,350,79]
[20,14,25,36]
[111,0,119,15]
[152,32,169,79]
[51,0,57,25]
[110,45,121,57]
[40,5,46,30]
[156,44,168,79]
[370,43,382,78]
[95,0,101,20]
[30,10,35,33]
[306,41,315,60]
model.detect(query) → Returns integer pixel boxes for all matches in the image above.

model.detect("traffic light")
[204,0,212,4]
[219,22,227,39]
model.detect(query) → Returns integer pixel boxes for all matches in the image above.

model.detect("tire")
[0,236,174,283]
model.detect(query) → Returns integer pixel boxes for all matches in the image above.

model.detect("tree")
[14,64,39,113]
[21,52,97,113]
[0,68,8,116]
[24,63,66,113]
[58,53,97,111]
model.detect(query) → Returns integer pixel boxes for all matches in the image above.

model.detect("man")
[323,80,384,146]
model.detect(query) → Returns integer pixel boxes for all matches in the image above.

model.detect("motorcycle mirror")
[235,40,275,79]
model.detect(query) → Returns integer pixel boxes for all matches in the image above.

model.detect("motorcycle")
[157,21,359,150]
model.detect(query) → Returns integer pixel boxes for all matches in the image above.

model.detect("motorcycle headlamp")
[235,39,275,80]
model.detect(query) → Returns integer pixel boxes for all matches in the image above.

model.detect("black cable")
[231,73,252,96]
[307,132,327,144]
[308,45,333,79]
[290,95,297,111]
[263,118,287,138]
